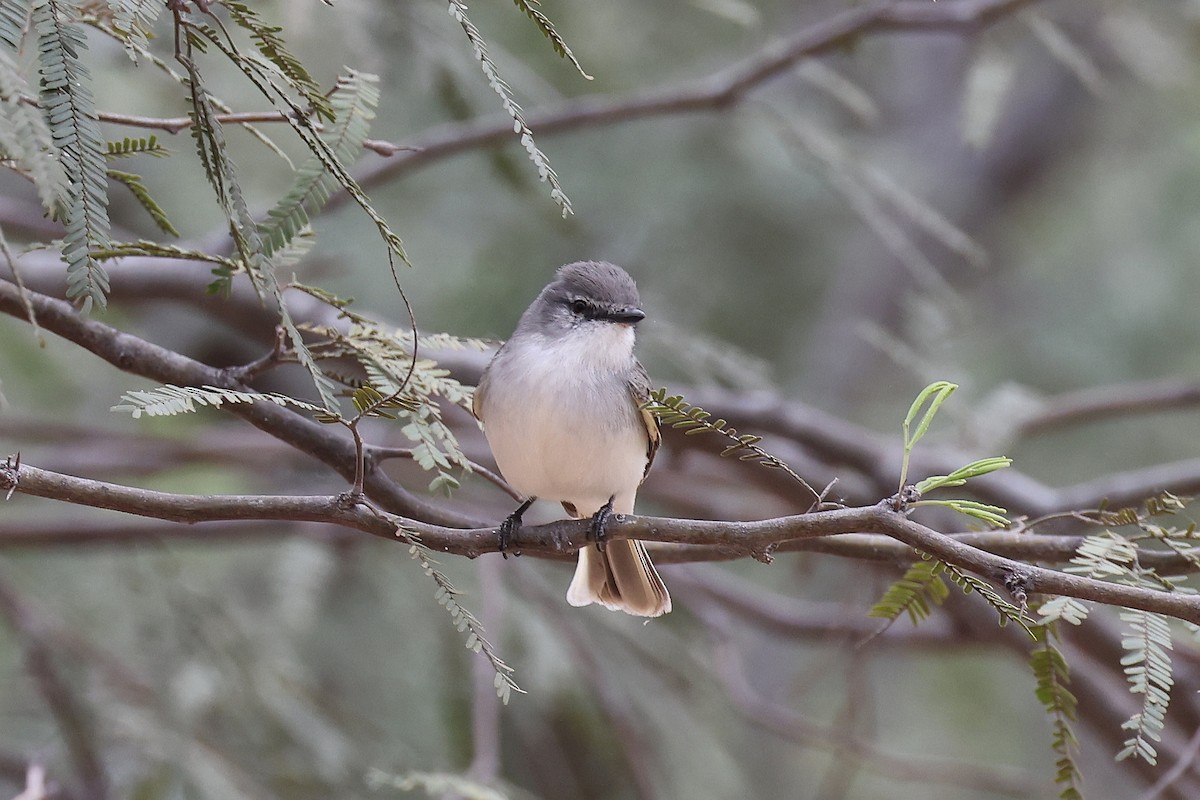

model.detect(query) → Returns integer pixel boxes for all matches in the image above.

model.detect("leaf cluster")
[868,551,1037,637]
[866,558,949,625]
[643,387,818,502]
[301,296,483,496]
[896,382,1013,526]
[397,528,522,705]
[111,384,326,419]
[448,0,573,217]
[1031,627,1083,799]
[31,0,112,311]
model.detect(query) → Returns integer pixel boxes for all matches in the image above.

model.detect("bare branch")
[1016,378,1200,439]
[6,460,1200,625]
[347,0,1039,200]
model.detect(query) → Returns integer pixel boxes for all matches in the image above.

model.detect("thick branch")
[0,278,478,528]
[2,463,397,539]
[6,461,1200,626]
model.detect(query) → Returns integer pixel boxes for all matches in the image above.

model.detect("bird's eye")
[569,299,589,315]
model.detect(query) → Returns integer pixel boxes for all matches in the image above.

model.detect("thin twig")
[372,446,522,501]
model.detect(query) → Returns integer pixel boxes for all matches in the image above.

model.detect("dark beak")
[606,307,645,324]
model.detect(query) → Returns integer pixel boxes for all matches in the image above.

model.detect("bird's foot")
[498,497,535,558]
[588,496,616,553]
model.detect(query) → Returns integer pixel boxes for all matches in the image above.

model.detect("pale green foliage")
[866,558,949,624]
[103,136,178,249]
[1038,595,1091,626]
[179,21,342,412]
[898,381,1014,527]
[1031,626,1083,799]
[111,384,327,419]
[1117,610,1173,764]
[397,529,522,704]
[913,498,1011,528]
[91,239,239,271]
[33,0,111,311]
[447,0,573,217]
[1068,531,1138,580]
[0,0,27,49]
[105,134,168,159]
[1059,493,1196,764]
[106,169,179,237]
[938,559,1036,637]
[869,552,1037,637]
[275,293,341,414]
[412,330,494,352]
[190,20,410,265]
[258,70,380,256]
[899,380,957,489]
[0,49,69,213]
[302,298,478,496]
[509,0,591,80]
[644,388,817,499]
[913,456,1014,495]
[181,30,269,298]
[107,0,162,63]
[222,1,335,123]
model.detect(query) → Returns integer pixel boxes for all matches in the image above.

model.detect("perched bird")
[473,261,671,617]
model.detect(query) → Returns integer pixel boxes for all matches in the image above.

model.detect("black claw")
[499,497,535,558]
[588,496,616,553]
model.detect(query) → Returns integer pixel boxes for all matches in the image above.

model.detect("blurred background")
[3,0,1200,798]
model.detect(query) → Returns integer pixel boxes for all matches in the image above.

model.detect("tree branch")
[348,0,1039,199]
[0,277,478,529]
[1015,378,1200,439]
[6,459,1200,625]
[69,0,1036,193]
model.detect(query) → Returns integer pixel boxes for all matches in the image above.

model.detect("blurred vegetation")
[3,1,1200,799]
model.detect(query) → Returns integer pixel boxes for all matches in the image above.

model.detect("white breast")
[478,324,648,516]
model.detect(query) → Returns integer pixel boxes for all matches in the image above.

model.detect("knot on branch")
[1,453,19,499]
[886,485,922,514]
[751,542,777,564]
[1003,567,1034,608]
[335,490,364,510]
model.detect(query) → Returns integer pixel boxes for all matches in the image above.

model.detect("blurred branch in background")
[3,0,1200,799]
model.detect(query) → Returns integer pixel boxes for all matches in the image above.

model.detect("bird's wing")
[627,358,660,482]
[471,359,490,422]
[471,380,484,422]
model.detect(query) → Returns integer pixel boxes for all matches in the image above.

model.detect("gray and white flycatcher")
[473,261,671,617]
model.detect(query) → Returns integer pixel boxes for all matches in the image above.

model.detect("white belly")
[479,330,648,516]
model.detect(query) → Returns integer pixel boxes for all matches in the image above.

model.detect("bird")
[473,261,671,617]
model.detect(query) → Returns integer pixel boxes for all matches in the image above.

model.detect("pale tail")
[567,539,671,617]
